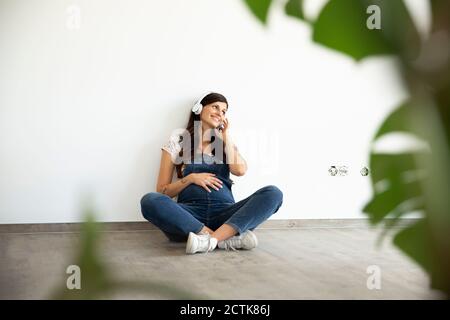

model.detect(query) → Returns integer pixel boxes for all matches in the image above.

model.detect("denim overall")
[177,152,235,206]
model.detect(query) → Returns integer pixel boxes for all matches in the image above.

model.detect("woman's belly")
[177,183,235,205]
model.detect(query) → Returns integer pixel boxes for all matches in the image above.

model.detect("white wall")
[0,0,429,223]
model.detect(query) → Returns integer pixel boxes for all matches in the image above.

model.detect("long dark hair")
[175,92,228,178]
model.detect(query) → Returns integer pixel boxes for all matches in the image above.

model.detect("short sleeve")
[161,134,181,162]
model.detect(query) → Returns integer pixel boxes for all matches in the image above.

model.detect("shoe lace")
[222,235,243,251]
[198,233,216,255]
[223,241,237,251]
[204,243,215,254]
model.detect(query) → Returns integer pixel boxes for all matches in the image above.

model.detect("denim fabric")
[141,153,283,242]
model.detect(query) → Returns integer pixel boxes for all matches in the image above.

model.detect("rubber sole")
[186,232,196,254]
[242,230,258,249]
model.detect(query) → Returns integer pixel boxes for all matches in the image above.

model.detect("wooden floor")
[0,225,443,299]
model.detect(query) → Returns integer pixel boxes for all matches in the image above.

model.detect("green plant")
[242,0,449,296]
[50,206,202,299]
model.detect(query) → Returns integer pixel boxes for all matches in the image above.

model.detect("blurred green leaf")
[313,0,420,61]
[363,152,427,224]
[363,172,424,224]
[373,100,430,140]
[393,219,432,273]
[50,209,112,299]
[243,0,273,24]
[285,0,308,22]
[368,152,428,185]
[364,100,429,223]
[313,0,392,60]
[369,0,420,59]
[392,218,447,293]
[430,0,450,33]
[51,208,201,299]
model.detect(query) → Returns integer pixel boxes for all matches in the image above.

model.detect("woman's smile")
[210,115,221,123]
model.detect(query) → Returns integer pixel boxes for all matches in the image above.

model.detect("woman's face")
[200,101,228,129]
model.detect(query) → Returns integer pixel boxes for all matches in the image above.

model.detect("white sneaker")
[186,232,218,254]
[218,230,258,251]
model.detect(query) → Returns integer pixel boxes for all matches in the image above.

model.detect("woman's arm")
[156,150,192,198]
[223,132,248,176]
[156,150,224,197]
[219,118,247,176]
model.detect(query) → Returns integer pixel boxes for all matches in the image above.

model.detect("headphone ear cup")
[192,102,203,115]
[192,91,211,114]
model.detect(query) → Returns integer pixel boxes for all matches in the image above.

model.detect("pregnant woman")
[140,92,283,254]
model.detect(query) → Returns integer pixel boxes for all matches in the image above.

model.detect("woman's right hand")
[188,173,223,192]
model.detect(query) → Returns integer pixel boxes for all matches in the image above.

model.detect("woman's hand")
[218,118,248,176]
[217,117,229,142]
[188,173,223,193]
[221,117,229,134]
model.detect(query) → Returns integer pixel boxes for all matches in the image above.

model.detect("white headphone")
[191,91,212,115]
